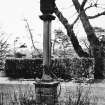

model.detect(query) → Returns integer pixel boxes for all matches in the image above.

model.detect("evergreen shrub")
[5,58,94,79]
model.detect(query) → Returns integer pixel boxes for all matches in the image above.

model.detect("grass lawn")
[0,83,35,105]
[60,80,105,105]
[0,78,105,105]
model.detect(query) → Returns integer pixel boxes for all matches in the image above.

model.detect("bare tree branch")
[84,1,105,19]
[85,4,93,11]
[24,19,41,55]
[81,39,89,49]
[54,6,71,29]
[80,0,88,10]
[72,0,99,45]
[88,11,105,19]
[54,5,89,57]
[85,2,104,11]
[72,0,88,27]
[71,15,79,26]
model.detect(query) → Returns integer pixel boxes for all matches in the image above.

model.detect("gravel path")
[0,77,35,84]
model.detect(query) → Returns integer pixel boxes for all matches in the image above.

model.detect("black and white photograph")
[0,0,105,105]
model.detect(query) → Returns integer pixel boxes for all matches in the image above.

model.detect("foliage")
[5,58,43,79]
[10,91,36,105]
[0,83,98,105]
[0,85,36,105]
[5,58,94,80]
[0,36,9,71]
[60,84,98,105]
[51,58,94,80]
[54,0,105,79]
[14,52,26,58]
[52,29,75,58]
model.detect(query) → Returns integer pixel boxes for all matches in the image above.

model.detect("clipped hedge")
[5,58,43,79]
[50,58,94,79]
[5,58,94,79]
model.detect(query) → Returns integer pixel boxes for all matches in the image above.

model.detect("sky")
[0,0,105,51]
[0,0,42,50]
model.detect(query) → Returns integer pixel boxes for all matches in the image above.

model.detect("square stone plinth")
[34,80,60,105]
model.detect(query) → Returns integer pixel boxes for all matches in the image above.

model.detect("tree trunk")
[54,6,89,57]
[72,0,104,79]
[94,57,104,79]
[72,0,99,45]
[54,2,105,79]
[92,42,105,79]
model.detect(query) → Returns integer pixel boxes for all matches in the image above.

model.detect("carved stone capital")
[40,14,55,21]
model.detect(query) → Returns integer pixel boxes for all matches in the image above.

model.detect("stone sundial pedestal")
[34,0,60,105]
[34,80,59,105]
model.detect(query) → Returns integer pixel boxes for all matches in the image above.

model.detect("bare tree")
[54,0,105,79]
[24,19,41,57]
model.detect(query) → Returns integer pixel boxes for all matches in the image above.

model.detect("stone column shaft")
[43,21,51,67]
[40,14,55,69]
